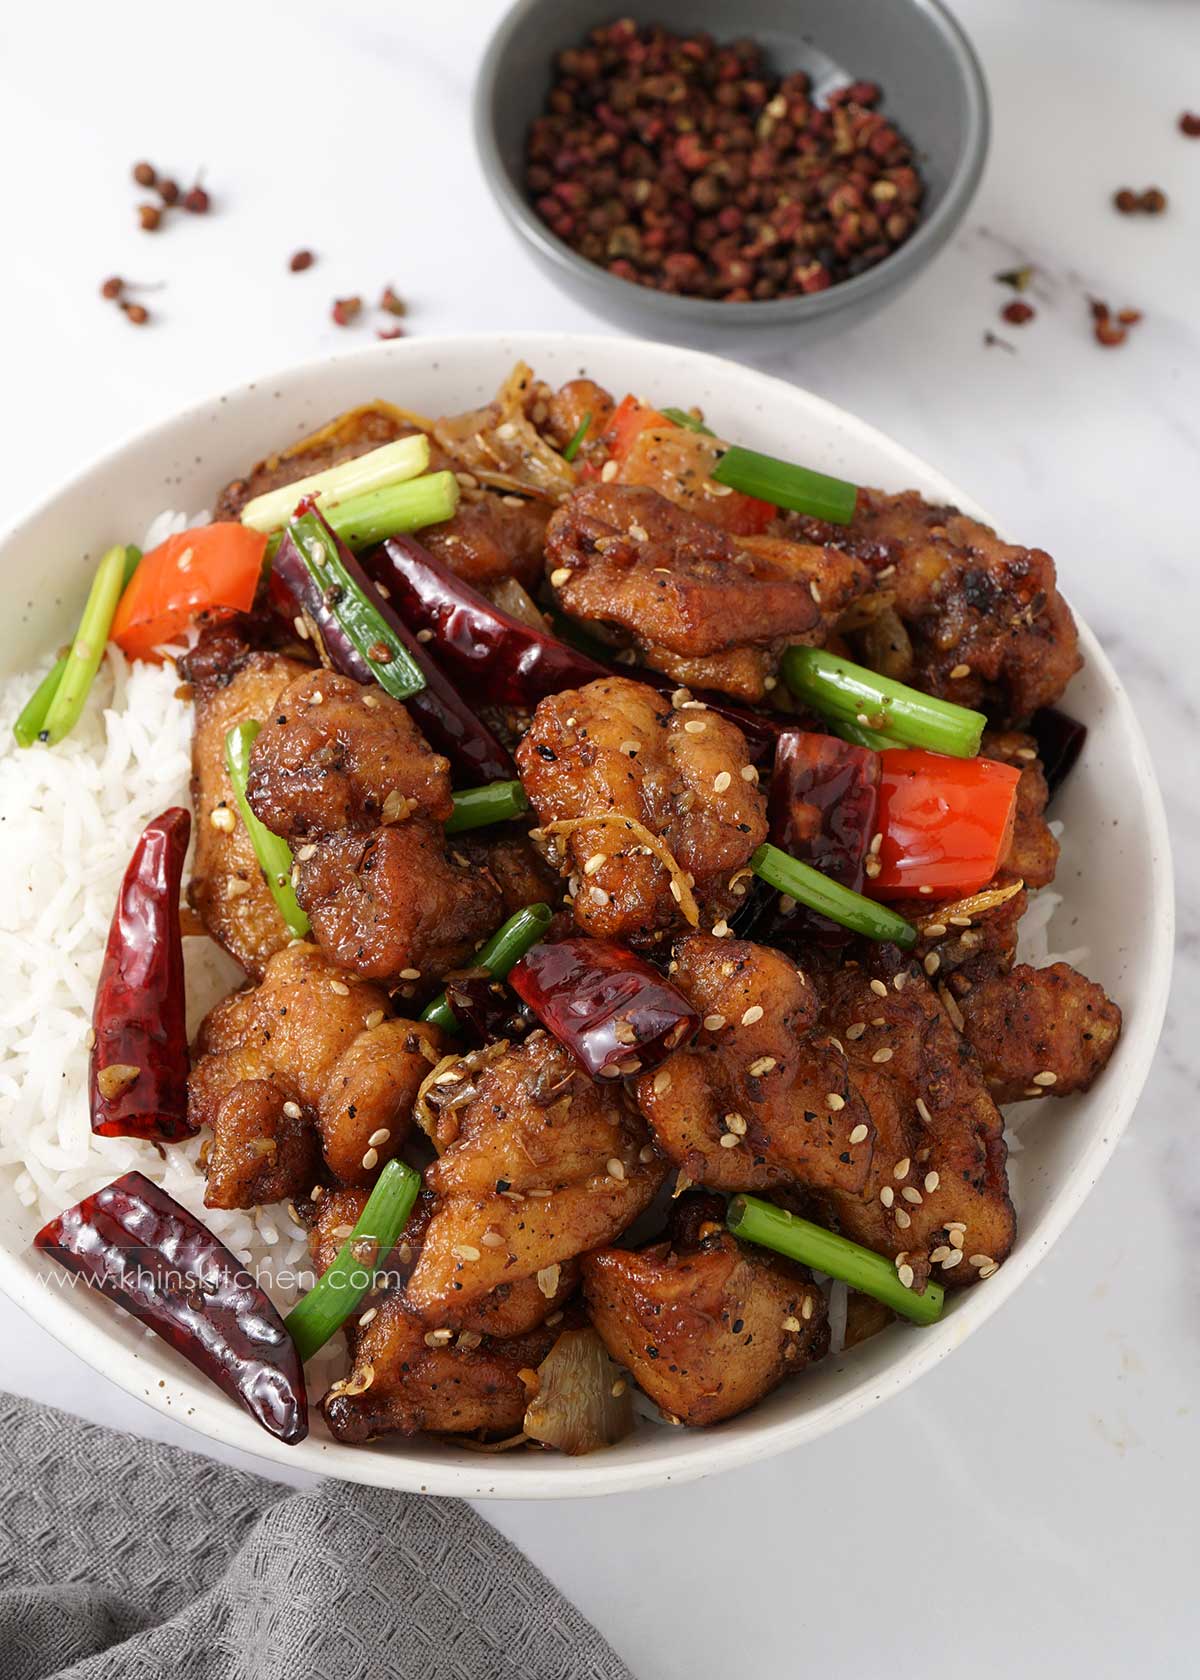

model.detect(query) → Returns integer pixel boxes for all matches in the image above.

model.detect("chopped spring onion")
[284,1159,421,1361]
[711,444,858,525]
[14,546,141,749]
[287,510,426,700]
[240,435,430,533]
[562,412,593,463]
[223,721,311,938]
[445,779,530,835]
[421,902,553,1033]
[828,715,903,751]
[325,471,460,552]
[662,406,715,435]
[752,842,917,948]
[39,545,129,746]
[727,1194,946,1326]
[781,645,986,759]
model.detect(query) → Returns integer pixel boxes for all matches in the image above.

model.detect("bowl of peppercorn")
[475,0,989,344]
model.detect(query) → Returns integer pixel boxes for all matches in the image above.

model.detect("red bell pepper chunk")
[869,749,1021,901]
[91,807,196,1143]
[34,1172,308,1444]
[111,524,267,662]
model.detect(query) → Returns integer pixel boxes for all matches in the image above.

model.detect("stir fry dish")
[22,365,1122,1454]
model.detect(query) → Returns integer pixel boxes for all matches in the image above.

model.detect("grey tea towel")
[0,1392,634,1680]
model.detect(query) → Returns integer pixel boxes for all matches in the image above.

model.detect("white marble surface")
[1,0,1195,1674]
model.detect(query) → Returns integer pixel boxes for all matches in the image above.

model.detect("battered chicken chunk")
[584,1193,829,1427]
[190,943,440,1207]
[545,484,860,701]
[537,377,615,454]
[179,627,310,979]
[786,488,1081,723]
[636,935,874,1197]
[954,962,1122,1103]
[246,669,502,981]
[515,675,767,947]
[405,1032,666,1326]
[984,730,1059,888]
[812,956,1015,1287]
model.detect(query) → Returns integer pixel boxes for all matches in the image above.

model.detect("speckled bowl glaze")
[474,0,990,346]
[0,336,1172,1498]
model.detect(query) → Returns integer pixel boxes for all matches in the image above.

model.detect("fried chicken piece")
[405,1032,666,1326]
[636,935,874,1197]
[537,378,616,453]
[954,962,1121,1103]
[461,830,562,918]
[421,494,552,593]
[982,730,1060,888]
[583,1193,829,1426]
[903,877,1027,991]
[786,488,1081,723]
[812,957,1015,1287]
[180,627,311,979]
[323,1299,554,1443]
[190,943,421,1207]
[515,675,766,947]
[545,484,855,701]
[316,1018,444,1186]
[247,669,502,981]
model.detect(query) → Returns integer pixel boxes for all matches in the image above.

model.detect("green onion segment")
[240,435,431,533]
[662,406,715,435]
[727,1194,946,1326]
[325,471,459,552]
[15,546,142,749]
[752,842,917,949]
[445,780,530,835]
[421,902,553,1033]
[288,511,426,700]
[711,444,858,525]
[39,545,129,746]
[284,1159,422,1361]
[562,412,593,463]
[781,645,985,759]
[223,721,311,938]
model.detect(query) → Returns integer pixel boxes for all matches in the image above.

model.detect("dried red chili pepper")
[765,729,879,943]
[509,937,698,1080]
[34,1172,308,1444]
[91,807,195,1142]
[1029,707,1087,801]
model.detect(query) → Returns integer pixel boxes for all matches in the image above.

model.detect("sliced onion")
[523,1329,634,1455]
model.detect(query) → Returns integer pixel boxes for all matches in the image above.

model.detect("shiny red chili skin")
[1029,707,1087,802]
[369,535,789,762]
[273,506,515,784]
[509,937,698,1080]
[763,730,880,945]
[870,749,1020,900]
[34,1172,308,1444]
[90,807,195,1142]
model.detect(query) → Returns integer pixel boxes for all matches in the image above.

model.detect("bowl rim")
[0,331,1174,1498]
[473,0,991,324]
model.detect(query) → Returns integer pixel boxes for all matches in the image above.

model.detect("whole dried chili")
[34,1172,308,1444]
[764,729,880,945]
[509,937,699,1080]
[90,807,195,1142]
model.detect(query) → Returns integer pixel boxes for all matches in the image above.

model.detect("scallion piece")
[325,470,460,552]
[562,412,592,463]
[727,1194,945,1326]
[240,435,430,533]
[284,1159,421,1361]
[223,721,310,938]
[752,842,916,948]
[13,655,70,749]
[287,510,426,700]
[662,406,715,435]
[829,715,903,751]
[421,902,553,1033]
[40,544,129,746]
[711,444,857,525]
[444,779,530,835]
[781,645,986,759]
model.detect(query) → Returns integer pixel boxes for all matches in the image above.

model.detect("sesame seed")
[809,580,822,604]
[719,1133,740,1149]
[367,1127,390,1148]
[741,1005,764,1026]
[893,971,907,991]
[978,1261,999,1278]
[703,1014,726,1031]
[711,919,732,938]
[895,1208,912,1229]
[550,567,571,587]
[949,914,973,927]
[611,1379,628,1397]
[848,1122,869,1144]
[526,1187,552,1197]
[361,1147,379,1170]
[668,879,683,903]
[898,1263,915,1288]
[748,1056,776,1076]
[209,806,235,832]
[901,1186,922,1204]
[639,1144,656,1164]
[924,1171,940,1193]
[880,1186,895,1208]
[425,1329,454,1347]
[923,953,941,975]
[358,1307,377,1327]
[1016,745,1038,761]
[801,1295,814,1320]
[583,852,607,875]
[871,1047,894,1063]
[653,1070,672,1094]
[683,719,706,734]
[1033,1070,1058,1087]
[712,770,732,794]
[600,459,619,482]
[452,1243,481,1261]
[949,663,971,679]
[537,1264,561,1297]
[400,966,422,981]
[282,1100,302,1120]
[782,1315,802,1333]
[225,878,251,898]
[1024,1087,1045,1099]
[893,1157,910,1178]
[481,1230,506,1248]
[629,524,649,542]
[930,1246,951,1263]
[925,922,947,939]
[968,1253,990,1268]
[740,764,758,782]
[845,1021,866,1040]
[872,1016,886,1027]
[941,1250,964,1270]
[918,885,933,895]
[870,979,888,998]
[946,1221,966,1233]
[606,1158,625,1180]
[296,843,317,861]
[948,1229,965,1250]
[724,1111,747,1135]
[329,980,350,996]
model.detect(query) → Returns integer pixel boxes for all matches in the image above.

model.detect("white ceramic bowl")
[0,334,1172,1498]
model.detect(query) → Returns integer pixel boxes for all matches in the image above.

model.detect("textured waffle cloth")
[0,1392,633,1680]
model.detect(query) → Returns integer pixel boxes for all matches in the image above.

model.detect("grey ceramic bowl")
[474,0,989,346]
